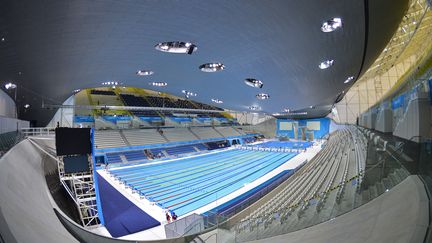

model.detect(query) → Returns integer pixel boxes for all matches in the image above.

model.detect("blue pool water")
[253,141,313,149]
[109,149,296,216]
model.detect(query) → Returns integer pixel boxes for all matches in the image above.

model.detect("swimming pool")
[252,141,313,149]
[109,149,296,216]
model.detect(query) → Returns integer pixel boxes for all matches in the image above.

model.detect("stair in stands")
[188,127,201,140]
[119,130,131,147]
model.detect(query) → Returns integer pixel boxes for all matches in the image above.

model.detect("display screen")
[63,155,90,173]
[55,128,92,156]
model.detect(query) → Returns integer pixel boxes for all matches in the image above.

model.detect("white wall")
[0,116,30,134]
[46,95,74,127]
[0,89,16,118]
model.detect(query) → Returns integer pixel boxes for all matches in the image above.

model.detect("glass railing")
[231,140,409,242]
[0,131,26,158]
[186,127,413,242]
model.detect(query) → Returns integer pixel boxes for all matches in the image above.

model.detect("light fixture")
[283,108,290,113]
[256,93,270,100]
[24,104,30,109]
[248,106,260,111]
[155,41,197,54]
[182,90,197,99]
[244,78,263,88]
[319,59,334,69]
[272,113,281,116]
[321,18,343,32]
[211,98,223,104]
[136,70,154,76]
[4,82,17,89]
[344,76,354,84]
[199,63,225,72]
[73,89,81,93]
[149,82,167,87]
[1,37,5,42]
[288,111,308,115]
[101,81,122,87]
[309,105,314,109]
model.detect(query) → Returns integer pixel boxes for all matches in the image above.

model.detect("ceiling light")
[321,18,343,32]
[288,111,308,115]
[24,104,30,109]
[182,90,197,99]
[1,37,5,42]
[319,59,334,69]
[73,89,81,93]
[256,93,270,100]
[344,76,354,84]
[244,78,263,88]
[149,82,167,87]
[101,81,122,86]
[199,63,225,72]
[211,98,223,104]
[309,105,314,109]
[283,108,290,113]
[155,41,197,54]
[136,70,154,76]
[4,82,16,89]
[248,106,260,111]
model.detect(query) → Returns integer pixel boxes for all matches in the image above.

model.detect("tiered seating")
[243,137,256,144]
[164,145,197,156]
[90,90,115,95]
[106,153,122,163]
[190,127,221,139]
[194,143,208,151]
[235,127,368,240]
[122,129,166,146]
[214,126,242,137]
[120,94,160,117]
[162,128,197,142]
[94,130,127,148]
[91,94,123,106]
[123,150,147,161]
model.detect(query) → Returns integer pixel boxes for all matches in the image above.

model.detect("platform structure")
[58,156,101,228]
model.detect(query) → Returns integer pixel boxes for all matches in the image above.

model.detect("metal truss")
[58,156,101,228]
[336,0,432,123]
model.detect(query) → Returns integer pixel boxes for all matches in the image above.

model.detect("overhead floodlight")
[199,63,225,72]
[248,106,261,111]
[182,89,197,99]
[211,98,223,104]
[101,81,122,86]
[4,82,16,89]
[321,18,343,32]
[149,82,167,87]
[344,76,354,84]
[244,78,263,88]
[256,93,270,100]
[319,59,334,69]
[24,104,30,109]
[155,41,197,54]
[136,70,154,76]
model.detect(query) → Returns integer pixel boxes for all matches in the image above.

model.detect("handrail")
[224,126,412,242]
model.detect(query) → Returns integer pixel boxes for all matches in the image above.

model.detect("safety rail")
[189,125,414,242]
[20,127,56,136]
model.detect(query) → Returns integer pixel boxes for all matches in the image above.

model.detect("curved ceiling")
[0,0,408,125]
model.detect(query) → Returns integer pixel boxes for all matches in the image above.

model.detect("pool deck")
[96,141,323,240]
